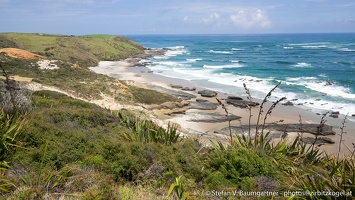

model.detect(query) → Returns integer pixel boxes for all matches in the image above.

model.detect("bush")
[205,147,279,190]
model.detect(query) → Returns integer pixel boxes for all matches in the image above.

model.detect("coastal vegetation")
[0,33,354,199]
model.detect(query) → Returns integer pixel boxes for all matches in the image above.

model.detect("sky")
[1,0,355,35]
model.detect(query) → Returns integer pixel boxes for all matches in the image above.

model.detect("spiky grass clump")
[116,111,180,145]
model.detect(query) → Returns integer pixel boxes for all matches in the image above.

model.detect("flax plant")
[115,112,179,145]
[337,113,348,162]
[242,82,285,148]
[243,83,253,138]
[216,98,233,145]
[167,175,190,200]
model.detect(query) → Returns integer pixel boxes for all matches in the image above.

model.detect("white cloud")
[230,9,271,28]
[202,12,221,25]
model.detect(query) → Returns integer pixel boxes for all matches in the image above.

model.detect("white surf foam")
[208,50,233,54]
[231,48,243,51]
[285,77,355,100]
[339,48,355,52]
[304,81,355,99]
[301,45,327,49]
[203,63,244,69]
[186,58,202,62]
[230,60,242,63]
[293,62,312,68]
[154,61,189,67]
[154,46,189,59]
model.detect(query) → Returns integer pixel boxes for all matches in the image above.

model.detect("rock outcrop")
[198,90,218,97]
[225,96,259,108]
[187,112,241,123]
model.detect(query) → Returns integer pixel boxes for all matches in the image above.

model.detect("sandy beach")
[89,55,355,157]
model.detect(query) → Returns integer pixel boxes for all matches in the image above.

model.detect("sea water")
[127,34,355,119]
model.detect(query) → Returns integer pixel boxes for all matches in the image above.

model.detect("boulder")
[188,112,241,123]
[282,101,294,106]
[189,102,218,110]
[227,96,243,100]
[329,111,339,118]
[268,124,336,135]
[225,98,259,108]
[198,90,218,97]
[181,87,196,91]
[196,98,208,103]
[170,84,183,89]
[329,114,339,118]
[301,137,335,144]
[153,108,187,116]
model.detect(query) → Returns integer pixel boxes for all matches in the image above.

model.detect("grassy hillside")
[0,33,145,67]
[0,33,175,103]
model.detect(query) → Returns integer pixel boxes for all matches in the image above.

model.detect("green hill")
[0,33,161,102]
[0,33,145,67]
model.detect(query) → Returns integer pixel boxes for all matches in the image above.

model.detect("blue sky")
[1,0,355,35]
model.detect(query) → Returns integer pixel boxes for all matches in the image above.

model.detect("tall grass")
[114,111,180,145]
[0,109,25,193]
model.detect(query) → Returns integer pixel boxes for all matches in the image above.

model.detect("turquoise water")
[127,34,355,117]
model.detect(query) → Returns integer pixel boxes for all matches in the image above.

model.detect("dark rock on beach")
[170,84,183,89]
[217,123,336,138]
[181,87,196,91]
[145,100,189,110]
[227,96,243,100]
[269,124,336,135]
[188,112,241,123]
[301,137,335,144]
[196,98,209,103]
[282,101,294,106]
[329,111,340,118]
[225,96,259,108]
[198,90,218,97]
[189,101,218,110]
[329,114,339,118]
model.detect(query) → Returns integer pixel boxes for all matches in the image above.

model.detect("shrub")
[205,147,279,190]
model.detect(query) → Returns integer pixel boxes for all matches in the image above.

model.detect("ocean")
[127,33,355,119]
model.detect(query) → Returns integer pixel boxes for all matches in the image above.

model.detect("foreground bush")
[205,147,280,191]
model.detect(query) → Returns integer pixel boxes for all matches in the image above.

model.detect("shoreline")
[89,51,355,156]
